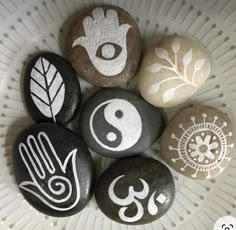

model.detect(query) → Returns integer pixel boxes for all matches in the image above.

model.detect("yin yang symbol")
[89,99,142,151]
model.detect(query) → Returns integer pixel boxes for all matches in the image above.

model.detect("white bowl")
[0,0,235,229]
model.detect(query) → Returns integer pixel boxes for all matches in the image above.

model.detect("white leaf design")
[163,87,176,103]
[171,38,180,54]
[147,84,160,95]
[154,48,169,59]
[146,63,162,73]
[194,59,205,72]
[183,49,192,66]
[30,57,65,123]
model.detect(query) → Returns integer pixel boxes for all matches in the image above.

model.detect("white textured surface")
[0,0,236,229]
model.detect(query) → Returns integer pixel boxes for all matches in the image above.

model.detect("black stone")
[13,123,95,217]
[24,52,81,125]
[95,157,175,225]
[79,88,165,158]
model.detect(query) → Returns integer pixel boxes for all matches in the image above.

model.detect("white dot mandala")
[168,112,234,179]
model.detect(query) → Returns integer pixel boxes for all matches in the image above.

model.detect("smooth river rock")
[139,36,211,108]
[13,123,95,217]
[95,157,175,225]
[24,52,81,125]
[79,88,165,158]
[160,105,234,179]
[66,5,142,87]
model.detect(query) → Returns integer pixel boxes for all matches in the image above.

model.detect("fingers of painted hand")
[19,142,45,180]
[106,9,119,29]
[92,7,105,21]
[82,16,93,37]
[37,132,56,174]
[72,36,88,49]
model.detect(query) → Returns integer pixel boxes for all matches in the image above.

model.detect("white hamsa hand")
[72,7,131,76]
[19,132,80,211]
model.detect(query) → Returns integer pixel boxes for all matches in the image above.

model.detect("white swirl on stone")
[89,99,142,152]
[19,132,80,211]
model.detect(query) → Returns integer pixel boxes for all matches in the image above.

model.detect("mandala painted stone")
[12,123,95,217]
[95,157,175,225]
[66,5,142,87]
[24,52,81,125]
[79,88,165,158]
[139,36,211,108]
[160,106,234,179]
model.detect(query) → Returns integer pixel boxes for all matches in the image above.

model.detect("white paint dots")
[156,194,167,204]
[201,132,205,136]
[107,132,117,142]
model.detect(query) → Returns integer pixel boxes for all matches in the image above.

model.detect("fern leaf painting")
[30,57,65,123]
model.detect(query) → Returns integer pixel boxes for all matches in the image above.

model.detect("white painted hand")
[19,132,80,211]
[72,7,131,76]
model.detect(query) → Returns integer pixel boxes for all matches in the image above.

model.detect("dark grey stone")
[12,123,94,217]
[79,88,165,158]
[95,157,175,225]
[24,52,81,125]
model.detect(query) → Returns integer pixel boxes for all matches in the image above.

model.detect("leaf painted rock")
[79,88,165,158]
[139,36,211,108]
[12,123,95,217]
[95,157,175,225]
[66,5,142,87]
[24,52,81,125]
[160,106,235,180]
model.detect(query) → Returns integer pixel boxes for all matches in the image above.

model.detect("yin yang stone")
[12,123,95,217]
[66,5,142,87]
[24,52,81,125]
[160,105,235,180]
[139,36,211,108]
[79,88,165,158]
[95,157,175,225]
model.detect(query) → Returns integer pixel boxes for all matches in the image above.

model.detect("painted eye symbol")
[96,42,122,60]
[222,224,234,230]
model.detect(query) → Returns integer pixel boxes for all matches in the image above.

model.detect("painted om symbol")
[108,175,167,223]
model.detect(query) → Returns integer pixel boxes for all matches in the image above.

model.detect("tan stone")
[139,36,211,108]
[66,5,142,87]
[160,105,234,180]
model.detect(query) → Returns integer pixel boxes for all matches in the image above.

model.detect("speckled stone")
[139,36,211,108]
[160,105,234,180]
[95,157,175,225]
[66,5,142,87]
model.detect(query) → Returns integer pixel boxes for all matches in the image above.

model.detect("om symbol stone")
[95,157,175,225]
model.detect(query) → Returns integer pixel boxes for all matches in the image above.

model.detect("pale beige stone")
[160,105,234,180]
[139,36,211,108]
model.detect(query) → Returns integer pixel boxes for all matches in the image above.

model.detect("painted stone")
[24,52,81,125]
[79,88,165,158]
[12,123,95,217]
[160,105,234,180]
[66,5,142,87]
[95,157,175,225]
[139,36,211,108]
